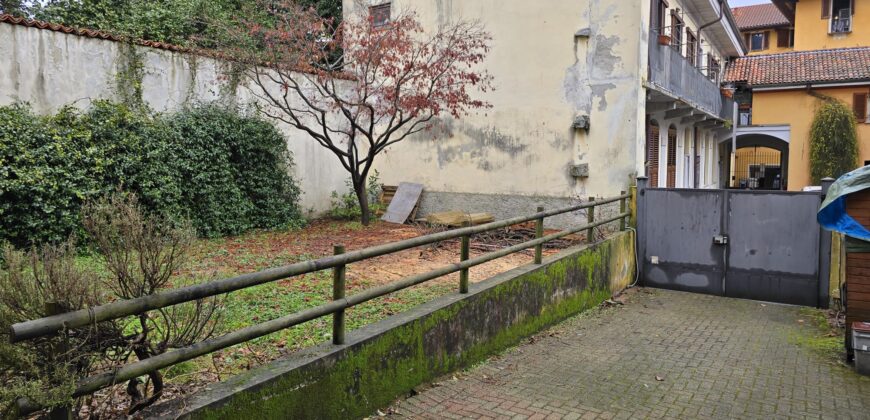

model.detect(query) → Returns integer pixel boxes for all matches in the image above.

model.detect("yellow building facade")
[752,86,870,190]
[793,0,870,50]
[725,0,870,191]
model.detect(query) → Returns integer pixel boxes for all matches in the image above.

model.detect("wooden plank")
[846,202,870,211]
[846,266,870,277]
[847,252,870,261]
[846,258,870,268]
[847,291,870,302]
[848,300,870,311]
[381,182,424,224]
[847,276,870,285]
[847,309,870,320]
[848,283,870,293]
[426,212,494,227]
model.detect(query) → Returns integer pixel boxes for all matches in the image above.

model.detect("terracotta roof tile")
[0,13,189,53]
[731,4,791,30]
[723,47,870,86]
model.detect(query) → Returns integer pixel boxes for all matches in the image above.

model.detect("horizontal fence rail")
[12,192,632,415]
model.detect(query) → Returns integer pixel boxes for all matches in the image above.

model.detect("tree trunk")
[355,179,371,226]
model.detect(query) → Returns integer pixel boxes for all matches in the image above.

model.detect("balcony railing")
[648,39,730,121]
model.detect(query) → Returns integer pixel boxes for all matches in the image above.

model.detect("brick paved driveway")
[383,289,870,419]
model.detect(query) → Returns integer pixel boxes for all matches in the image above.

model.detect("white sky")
[729,0,772,6]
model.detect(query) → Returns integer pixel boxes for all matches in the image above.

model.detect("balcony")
[647,39,731,121]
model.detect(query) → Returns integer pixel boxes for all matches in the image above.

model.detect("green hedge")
[0,101,302,246]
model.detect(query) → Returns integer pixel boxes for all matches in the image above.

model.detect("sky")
[729,0,771,6]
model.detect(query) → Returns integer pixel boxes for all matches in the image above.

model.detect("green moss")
[789,307,844,364]
[190,234,631,420]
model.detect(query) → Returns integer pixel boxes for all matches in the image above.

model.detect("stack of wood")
[376,185,399,216]
[425,211,494,227]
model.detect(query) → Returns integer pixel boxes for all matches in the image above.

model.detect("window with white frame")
[825,0,853,34]
[749,32,767,51]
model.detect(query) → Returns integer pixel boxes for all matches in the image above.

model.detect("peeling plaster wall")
[344,0,646,217]
[0,23,348,216]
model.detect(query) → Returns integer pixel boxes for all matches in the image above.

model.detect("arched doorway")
[726,133,790,190]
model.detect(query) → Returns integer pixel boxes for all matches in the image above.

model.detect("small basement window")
[370,3,392,27]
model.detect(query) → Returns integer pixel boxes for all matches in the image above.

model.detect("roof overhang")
[718,124,791,145]
[751,80,870,91]
[770,0,797,23]
[682,0,747,57]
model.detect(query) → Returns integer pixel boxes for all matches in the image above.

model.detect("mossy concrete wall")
[145,232,635,419]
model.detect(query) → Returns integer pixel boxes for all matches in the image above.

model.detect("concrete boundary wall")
[0,22,348,215]
[144,232,635,419]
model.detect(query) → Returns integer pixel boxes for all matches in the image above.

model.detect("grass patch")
[790,307,844,364]
[69,221,464,388]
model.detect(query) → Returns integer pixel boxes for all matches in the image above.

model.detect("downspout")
[697,0,726,43]
[696,0,733,187]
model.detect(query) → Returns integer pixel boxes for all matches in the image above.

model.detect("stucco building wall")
[343,0,647,219]
[793,0,870,51]
[0,22,349,216]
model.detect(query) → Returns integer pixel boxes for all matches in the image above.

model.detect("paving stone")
[383,289,870,419]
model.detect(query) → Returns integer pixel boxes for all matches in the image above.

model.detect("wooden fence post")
[332,245,346,345]
[534,206,544,264]
[620,191,627,231]
[460,220,471,293]
[587,197,596,243]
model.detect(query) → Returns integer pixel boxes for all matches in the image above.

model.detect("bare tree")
[213,1,494,224]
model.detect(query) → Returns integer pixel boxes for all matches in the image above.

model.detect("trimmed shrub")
[0,101,303,246]
[165,104,302,237]
[810,99,859,184]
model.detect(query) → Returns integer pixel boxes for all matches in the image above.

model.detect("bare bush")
[82,194,221,414]
[0,239,106,417]
[1,194,223,417]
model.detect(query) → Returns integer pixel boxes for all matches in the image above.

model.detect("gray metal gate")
[636,178,832,307]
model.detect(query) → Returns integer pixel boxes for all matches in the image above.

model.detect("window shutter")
[763,31,770,50]
[647,123,660,188]
[854,93,868,123]
[777,29,789,47]
[822,0,831,18]
[851,0,855,14]
[744,33,751,46]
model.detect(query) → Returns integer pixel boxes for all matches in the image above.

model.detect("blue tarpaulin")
[817,166,870,241]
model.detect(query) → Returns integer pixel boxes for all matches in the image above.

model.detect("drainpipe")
[697,0,726,42]
[731,100,738,187]
[696,0,734,186]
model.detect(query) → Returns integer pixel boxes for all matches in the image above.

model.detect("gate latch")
[713,235,729,245]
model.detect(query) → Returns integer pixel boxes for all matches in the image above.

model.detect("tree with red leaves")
[214,1,493,225]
